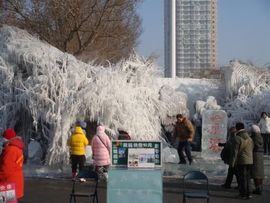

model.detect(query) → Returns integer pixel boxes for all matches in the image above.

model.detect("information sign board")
[111,140,162,167]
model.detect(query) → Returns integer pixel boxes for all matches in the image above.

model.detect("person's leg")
[95,165,108,180]
[239,165,252,198]
[262,134,267,154]
[253,178,263,194]
[235,165,245,197]
[198,127,202,151]
[184,141,193,164]
[223,166,234,187]
[259,178,263,194]
[177,141,187,164]
[267,133,270,155]
[78,155,86,171]
[71,155,79,178]
[245,165,252,198]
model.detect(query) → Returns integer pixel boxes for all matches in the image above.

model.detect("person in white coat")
[258,112,270,155]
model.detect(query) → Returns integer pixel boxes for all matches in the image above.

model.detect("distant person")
[192,113,202,151]
[230,122,253,200]
[250,124,264,195]
[67,123,89,179]
[0,128,24,200]
[91,125,111,180]
[258,112,270,155]
[173,114,195,165]
[219,126,237,189]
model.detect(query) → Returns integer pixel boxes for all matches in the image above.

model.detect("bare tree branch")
[2,0,143,64]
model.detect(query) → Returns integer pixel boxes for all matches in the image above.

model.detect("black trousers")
[262,133,270,154]
[235,164,252,197]
[70,155,86,173]
[224,166,236,187]
[177,141,192,164]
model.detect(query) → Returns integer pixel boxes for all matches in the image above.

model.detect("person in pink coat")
[91,125,111,179]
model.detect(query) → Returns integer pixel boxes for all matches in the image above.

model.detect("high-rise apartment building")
[164,0,218,78]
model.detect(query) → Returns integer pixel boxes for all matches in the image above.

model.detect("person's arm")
[258,119,262,128]
[187,120,195,140]
[218,142,226,147]
[106,137,112,155]
[172,125,177,143]
[91,137,95,158]
[0,148,18,178]
[83,134,89,146]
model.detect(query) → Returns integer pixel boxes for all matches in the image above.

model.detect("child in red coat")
[0,128,24,200]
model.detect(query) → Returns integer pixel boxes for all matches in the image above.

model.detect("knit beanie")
[2,128,17,140]
[251,124,260,133]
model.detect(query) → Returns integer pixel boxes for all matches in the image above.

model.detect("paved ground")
[20,153,270,202]
[20,177,270,203]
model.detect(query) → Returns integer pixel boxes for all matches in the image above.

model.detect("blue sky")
[136,0,270,67]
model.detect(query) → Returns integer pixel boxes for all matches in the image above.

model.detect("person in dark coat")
[219,126,237,188]
[250,124,264,195]
[173,114,195,165]
[229,122,253,200]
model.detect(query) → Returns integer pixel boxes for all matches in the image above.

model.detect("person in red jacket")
[0,128,24,200]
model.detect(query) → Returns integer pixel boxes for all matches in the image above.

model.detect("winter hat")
[97,125,105,132]
[235,122,245,131]
[76,119,87,129]
[250,124,260,133]
[2,128,17,140]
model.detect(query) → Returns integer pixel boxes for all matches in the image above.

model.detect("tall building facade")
[164,0,218,78]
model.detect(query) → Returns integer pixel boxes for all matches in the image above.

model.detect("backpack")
[220,144,230,164]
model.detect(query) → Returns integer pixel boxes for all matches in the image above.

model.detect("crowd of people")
[217,112,270,199]
[217,120,267,200]
[170,112,270,200]
[0,111,269,201]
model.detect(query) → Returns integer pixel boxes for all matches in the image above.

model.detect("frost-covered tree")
[222,59,270,126]
[0,25,187,165]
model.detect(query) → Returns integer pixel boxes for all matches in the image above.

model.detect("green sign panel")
[111,140,162,167]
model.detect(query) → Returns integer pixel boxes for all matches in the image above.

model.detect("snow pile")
[0,25,187,165]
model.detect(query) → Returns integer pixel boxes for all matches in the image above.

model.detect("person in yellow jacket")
[67,125,89,178]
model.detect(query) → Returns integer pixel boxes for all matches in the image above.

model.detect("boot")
[72,172,77,179]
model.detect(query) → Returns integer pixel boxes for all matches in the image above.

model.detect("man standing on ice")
[173,114,195,165]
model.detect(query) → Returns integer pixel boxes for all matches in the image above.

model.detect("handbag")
[0,182,17,203]
[220,144,230,164]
